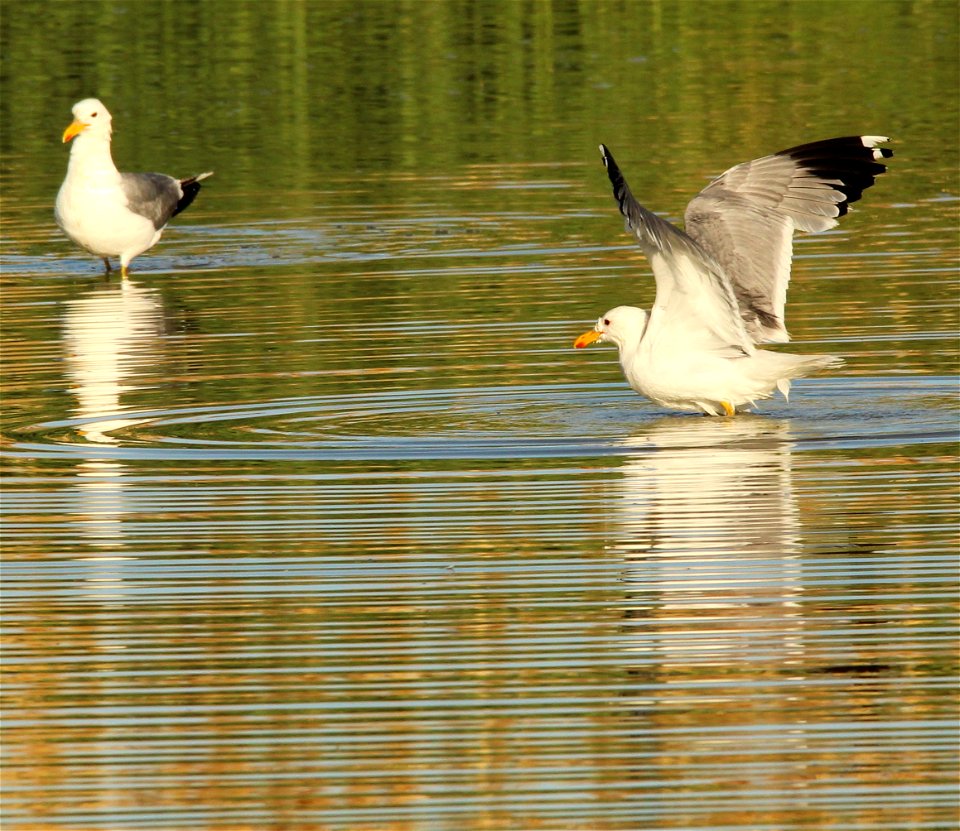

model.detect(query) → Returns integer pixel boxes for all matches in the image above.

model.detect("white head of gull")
[575,136,893,416]
[55,98,213,278]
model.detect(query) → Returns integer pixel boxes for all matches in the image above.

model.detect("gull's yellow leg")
[121,264,129,279]
[721,401,736,417]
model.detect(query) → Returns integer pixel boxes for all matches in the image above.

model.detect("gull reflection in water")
[611,416,808,667]
[613,416,800,562]
[63,279,166,445]
[61,280,164,567]
[611,417,810,805]
[612,415,804,647]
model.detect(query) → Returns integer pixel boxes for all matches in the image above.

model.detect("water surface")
[2,2,958,829]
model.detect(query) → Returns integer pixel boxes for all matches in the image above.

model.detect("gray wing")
[600,144,753,355]
[684,136,892,343]
[121,170,213,230]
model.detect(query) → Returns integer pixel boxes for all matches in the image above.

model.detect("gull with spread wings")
[574,137,892,415]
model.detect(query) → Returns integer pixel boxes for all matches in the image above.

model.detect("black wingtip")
[778,135,893,212]
[597,143,641,235]
[599,143,616,171]
[598,144,623,186]
[173,178,207,218]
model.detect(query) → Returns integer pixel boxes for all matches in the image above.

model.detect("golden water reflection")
[608,418,954,829]
[5,411,954,828]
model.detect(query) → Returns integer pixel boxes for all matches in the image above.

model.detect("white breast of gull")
[55,98,212,278]
[574,136,893,416]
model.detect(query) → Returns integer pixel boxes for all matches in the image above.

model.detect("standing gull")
[574,136,892,416]
[56,98,212,278]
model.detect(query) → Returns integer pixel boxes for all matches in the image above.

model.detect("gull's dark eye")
[603,318,611,326]
[91,112,98,117]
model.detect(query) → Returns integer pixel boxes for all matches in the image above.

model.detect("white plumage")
[55,98,212,277]
[575,137,893,416]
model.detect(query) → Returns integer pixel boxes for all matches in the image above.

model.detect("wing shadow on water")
[61,280,165,567]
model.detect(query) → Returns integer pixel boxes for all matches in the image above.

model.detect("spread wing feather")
[599,143,753,355]
[683,136,891,342]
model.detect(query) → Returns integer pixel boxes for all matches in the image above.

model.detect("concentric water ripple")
[10,376,957,464]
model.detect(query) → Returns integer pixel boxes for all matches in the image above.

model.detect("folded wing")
[122,170,214,230]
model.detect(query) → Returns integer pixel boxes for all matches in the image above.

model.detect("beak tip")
[61,121,85,143]
[573,330,601,349]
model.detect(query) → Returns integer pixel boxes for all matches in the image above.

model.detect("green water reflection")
[3,0,958,193]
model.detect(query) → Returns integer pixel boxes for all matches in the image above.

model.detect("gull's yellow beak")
[62,119,87,143]
[573,328,602,349]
